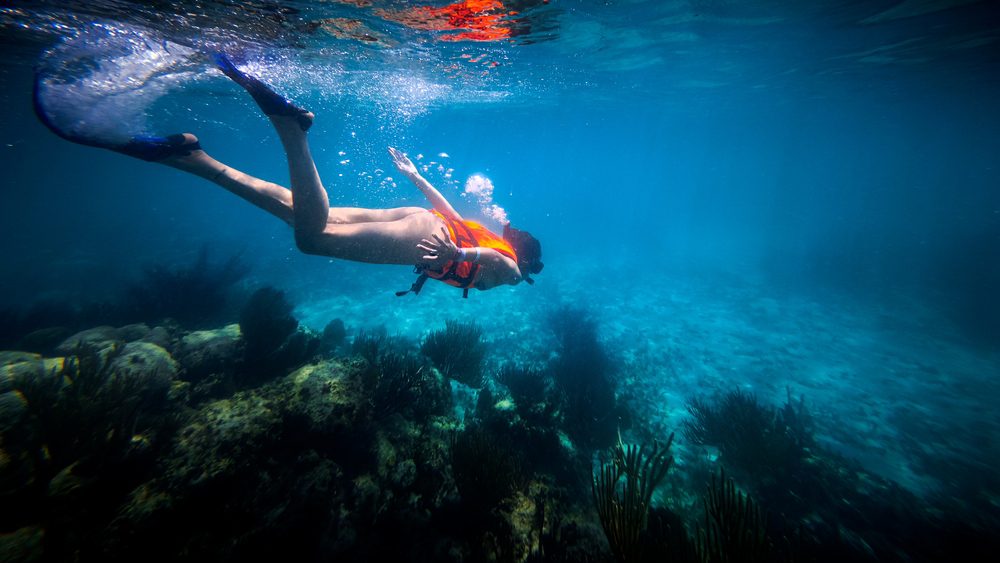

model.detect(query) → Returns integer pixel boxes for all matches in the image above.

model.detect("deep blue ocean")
[1,1,999,561]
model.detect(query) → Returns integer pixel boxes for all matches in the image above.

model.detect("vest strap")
[428,213,480,289]
[396,272,430,297]
[397,213,488,298]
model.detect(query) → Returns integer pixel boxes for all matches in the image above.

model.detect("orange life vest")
[395,210,517,298]
[426,209,517,287]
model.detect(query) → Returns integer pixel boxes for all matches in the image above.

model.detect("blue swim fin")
[33,70,199,162]
[214,54,313,131]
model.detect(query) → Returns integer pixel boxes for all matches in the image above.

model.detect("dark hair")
[503,224,544,284]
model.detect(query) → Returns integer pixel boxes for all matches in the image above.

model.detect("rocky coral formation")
[0,320,603,563]
[5,312,981,563]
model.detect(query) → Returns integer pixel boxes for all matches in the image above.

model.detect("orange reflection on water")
[380,0,517,42]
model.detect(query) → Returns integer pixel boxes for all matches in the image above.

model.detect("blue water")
[1,0,999,547]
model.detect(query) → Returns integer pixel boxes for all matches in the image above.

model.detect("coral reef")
[2,344,466,561]
[239,286,298,357]
[695,468,773,563]
[321,317,347,356]
[121,246,250,330]
[0,341,179,559]
[421,319,487,388]
[173,324,242,383]
[495,362,547,405]
[548,306,621,450]
[682,389,811,483]
[351,327,387,365]
[237,287,319,385]
[451,426,528,512]
[473,368,579,496]
[0,300,120,354]
[678,390,1000,562]
[0,249,247,355]
[349,329,450,422]
[368,351,430,421]
[4,311,998,563]
[592,447,786,563]
[12,343,156,479]
[592,434,675,563]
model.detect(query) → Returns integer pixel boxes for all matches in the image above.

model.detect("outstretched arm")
[389,147,462,222]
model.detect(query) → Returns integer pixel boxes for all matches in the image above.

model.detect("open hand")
[388,146,418,176]
[417,226,457,268]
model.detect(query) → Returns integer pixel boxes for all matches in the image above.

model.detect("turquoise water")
[1,1,999,560]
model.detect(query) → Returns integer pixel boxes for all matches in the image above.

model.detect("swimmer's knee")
[294,232,325,256]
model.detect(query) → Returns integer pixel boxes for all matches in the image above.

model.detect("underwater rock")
[0,356,67,394]
[451,426,528,511]
[54,324,163,357]
[117,323,152,342]
[1,341,173,517]
[0,379,38,500]
[0,390,28,430]
[0,351,43,369]
[0,360,55,499]
[0,351,34,393]
[107,365,346,558]
[0,526,44,563]
[282,361,368,437]
[190,371,233,403]
[239,327,322,388]
[15,326,70,355]
[272,327,321,371]
[351,473,383,523]
[107,341,178,412]
[167,379,191,405]
[163,361,363,477]
[54,326,122,354]
[235,287,321,385]
[166,392,285,489]
[46,461,96,499]
[9,343,522,562]
[0,445,36,498]
[138,325,174,352]
[103,358,465,560]
[392,458,417,490]
[0,352,46,394]
[173,324,241,382]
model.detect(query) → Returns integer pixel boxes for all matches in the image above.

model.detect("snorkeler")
[33,55,543,297]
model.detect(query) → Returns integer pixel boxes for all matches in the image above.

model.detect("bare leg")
[159,134,295,224]
[159,134,426,226]
[267,115,329,249]
[212,56,441,264]
[265,115,438,264]
[213,53,329,245]
[328,206,427,224]
[35,56,426,234]
[160,128,435,264]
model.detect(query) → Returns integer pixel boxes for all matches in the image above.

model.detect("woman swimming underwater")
[33,55,543,298]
